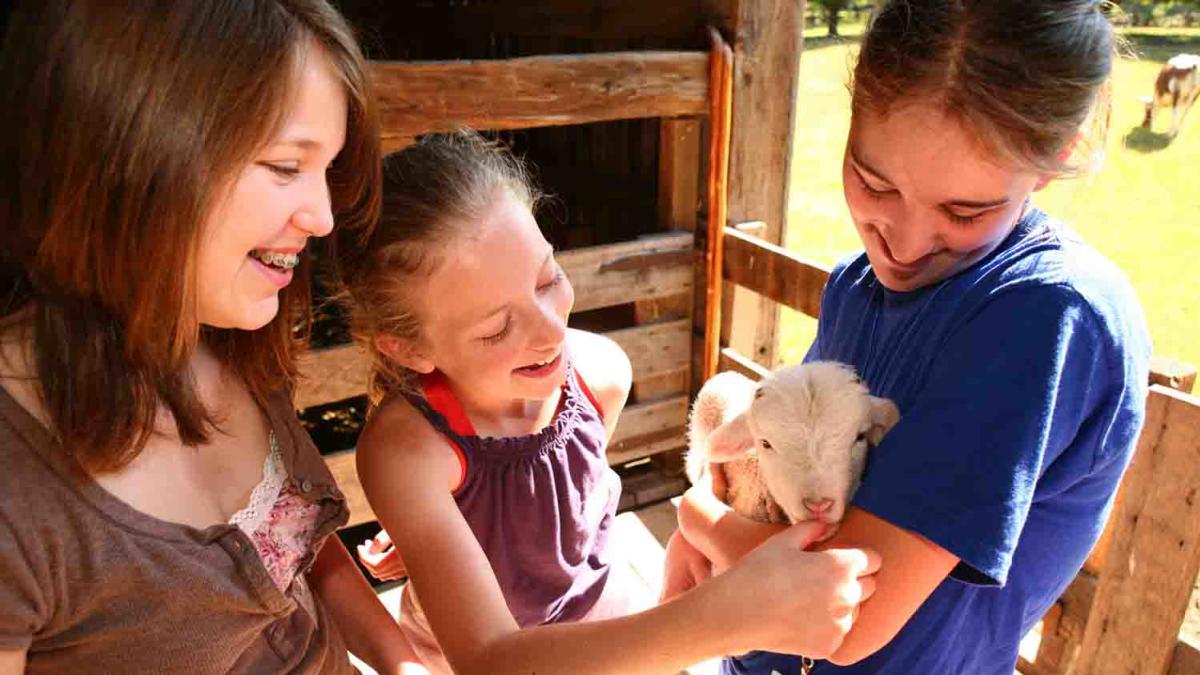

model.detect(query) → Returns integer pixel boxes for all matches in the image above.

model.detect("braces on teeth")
[251,250,300,270]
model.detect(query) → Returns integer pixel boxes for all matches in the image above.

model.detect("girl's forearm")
[456,580,742,675]
[308,537,426,674]
[677,487,785,571]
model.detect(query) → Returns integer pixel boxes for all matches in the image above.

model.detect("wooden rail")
[373,52,708,151]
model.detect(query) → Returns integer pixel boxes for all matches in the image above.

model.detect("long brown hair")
[0,0,381,471]
[852,0,1118,174]
[334,130,539,406]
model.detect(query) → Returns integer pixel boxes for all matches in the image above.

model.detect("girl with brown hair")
[0,1,424,672]
[671,1,1153,673]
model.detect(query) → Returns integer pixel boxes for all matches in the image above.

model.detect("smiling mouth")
[514,352,562,377]
[249,249,300,270]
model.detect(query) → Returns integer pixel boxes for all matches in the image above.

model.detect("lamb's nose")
[803,498,834,515]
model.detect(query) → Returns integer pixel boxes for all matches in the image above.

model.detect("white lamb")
[686,361,899,527]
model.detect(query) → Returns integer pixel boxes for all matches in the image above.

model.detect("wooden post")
[721,0,804,368]
[702,28,733,382]
[1070,386,1200,675]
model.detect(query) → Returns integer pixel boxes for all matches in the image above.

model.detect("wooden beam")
[1149,355,1197,394]
[1072,386,1200,675]
[610,395,690,448]
[338,0,707,43]
[658,118,702,232]
[1084,358,1198,575]
[1170,635,1200,675]
[721,226,831,319]
[295,343,371,411]
[373,52,708,146]
[607,319,692,383]
[325,449,376,528]
[296,318,693,412]
[718,346,772,381]
[722,0,803,368]
[559,232,695,313]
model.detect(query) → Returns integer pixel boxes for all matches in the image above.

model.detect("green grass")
[779,29,1200,371]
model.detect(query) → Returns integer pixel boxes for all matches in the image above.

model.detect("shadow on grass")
[1124,32,1200,63]
[1123,126,1175,152]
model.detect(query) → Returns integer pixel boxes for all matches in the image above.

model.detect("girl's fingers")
[858,573,877,602]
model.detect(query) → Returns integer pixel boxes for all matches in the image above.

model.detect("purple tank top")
[406,360,622,626]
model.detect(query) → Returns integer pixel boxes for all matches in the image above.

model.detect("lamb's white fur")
[686,361,899,525]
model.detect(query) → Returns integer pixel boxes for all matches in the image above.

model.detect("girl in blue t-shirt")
[666,1,1152,673]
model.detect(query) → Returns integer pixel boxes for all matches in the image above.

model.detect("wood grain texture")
[373,52,708,145]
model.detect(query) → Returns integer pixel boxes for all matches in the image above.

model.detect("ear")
[1035,132,1083,192]
[374,335,436,374]
[707,412,756,462]
[866,396,900,446]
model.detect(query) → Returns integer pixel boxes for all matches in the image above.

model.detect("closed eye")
[853,168,896,200]
[480,317,512,344]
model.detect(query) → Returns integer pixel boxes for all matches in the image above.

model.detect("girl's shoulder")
[567,329,632,423]
[356,392,461,492]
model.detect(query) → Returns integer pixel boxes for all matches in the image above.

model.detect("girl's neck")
[450,381,564,438]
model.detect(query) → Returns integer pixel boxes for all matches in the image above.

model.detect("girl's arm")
[676,477,787,571]
[359,398,881,675]
[0,649,26,674]
[307,535,428,675]
[676,478,957,666]
[815,508,957,665]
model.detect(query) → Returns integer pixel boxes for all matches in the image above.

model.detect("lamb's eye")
[760,439,773,450]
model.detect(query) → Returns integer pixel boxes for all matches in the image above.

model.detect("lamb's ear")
[707,412,756,462]
[866,397,900,446]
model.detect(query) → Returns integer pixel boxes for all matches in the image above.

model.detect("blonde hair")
[334,130,540,405]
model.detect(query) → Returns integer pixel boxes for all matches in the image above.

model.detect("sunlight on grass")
[780,30,1200,370]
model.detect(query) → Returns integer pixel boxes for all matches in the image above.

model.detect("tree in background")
[813,0,850,37]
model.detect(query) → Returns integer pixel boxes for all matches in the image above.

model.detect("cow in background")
[1142,54,1200,137]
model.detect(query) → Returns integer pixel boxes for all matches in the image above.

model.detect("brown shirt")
[0,386,356,674]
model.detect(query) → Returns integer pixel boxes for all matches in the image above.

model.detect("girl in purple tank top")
[333,130,882,675]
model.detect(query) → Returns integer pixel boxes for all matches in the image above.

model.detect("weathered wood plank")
[610,396,690,448]
[1072,386,1200,675]
[325,449,376,529]
[722,226,831,319]
[722,0,804,368]
[1170,634,1200,675]
[373,52,708,145]
[718,346,771,381]
[560,232,695,313]
[339,0,708,42]
[295,343,371,411]
[296,317,694,412]
[608,319,692,383]
[658,118,702,233]
[1084,359,1198,575]
[1149,355,1197,394]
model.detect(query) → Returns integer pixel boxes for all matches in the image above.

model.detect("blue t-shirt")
[724,208,1151,675]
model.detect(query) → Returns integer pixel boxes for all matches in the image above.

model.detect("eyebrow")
[849,147,1011,211]
[472,250,555,326]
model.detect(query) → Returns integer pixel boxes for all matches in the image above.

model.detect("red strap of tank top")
[419,370,471,491]
[573,370,605,418]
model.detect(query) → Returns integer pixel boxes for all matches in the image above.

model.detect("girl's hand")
[714,521,881,659]
[357,529,408,581]
[659,530,712,603]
